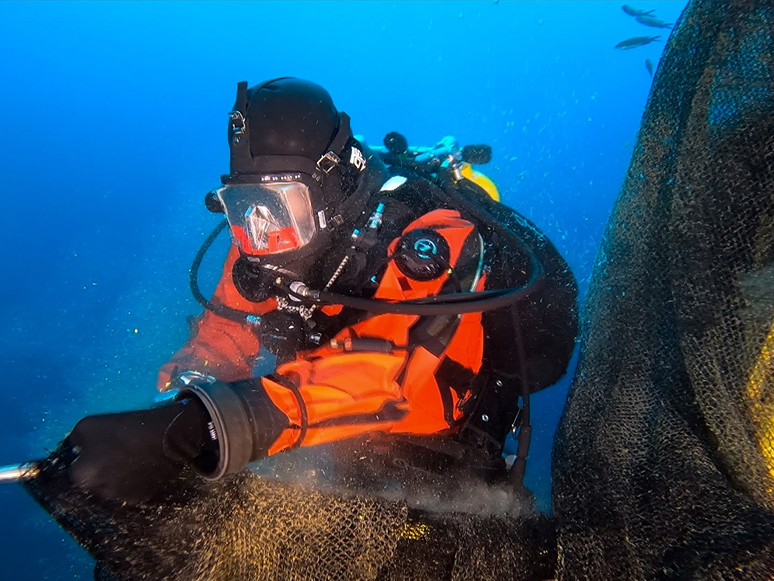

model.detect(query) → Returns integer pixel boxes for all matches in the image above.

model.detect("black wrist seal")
[179,379,289,479]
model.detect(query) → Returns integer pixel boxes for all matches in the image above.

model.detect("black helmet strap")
[222,156,320,183]
[317,113,352,171]
[235,80,248,113]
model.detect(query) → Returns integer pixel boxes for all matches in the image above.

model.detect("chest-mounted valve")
[393,228,451,282]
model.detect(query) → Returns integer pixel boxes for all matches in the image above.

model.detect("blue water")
[0,1,686,578]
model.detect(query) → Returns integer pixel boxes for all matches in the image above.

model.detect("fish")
[615,36,661,50]
[636,14,673,28]
[622,5,655,17]
[645,59,654,76]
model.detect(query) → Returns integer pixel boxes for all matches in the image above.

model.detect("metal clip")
[0,462,39,483]
[317,151,340,174]
[177,370,217,386]
[154,369,216,404]
[229,110,246,144]
[448,155,464,181]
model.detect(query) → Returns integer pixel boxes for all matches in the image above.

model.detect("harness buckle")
[317,151,340,174]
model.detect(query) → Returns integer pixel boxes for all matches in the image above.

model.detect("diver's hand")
[65,400,210,504]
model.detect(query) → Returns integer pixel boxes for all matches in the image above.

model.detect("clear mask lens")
[217,182,316,256]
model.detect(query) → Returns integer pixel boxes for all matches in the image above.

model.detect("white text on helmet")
[349,148,366,172]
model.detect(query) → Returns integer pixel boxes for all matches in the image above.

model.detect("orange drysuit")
[159,209,486,457]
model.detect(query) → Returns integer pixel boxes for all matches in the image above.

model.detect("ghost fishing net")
[24,451,555,581]
[552,0,774,579]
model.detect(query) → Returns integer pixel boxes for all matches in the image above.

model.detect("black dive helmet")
[206,78,367,264]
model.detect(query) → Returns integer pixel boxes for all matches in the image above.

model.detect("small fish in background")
[622,5,655,17]
[615,36,661,50]
[636,14,673,28]
[645,59,654,77]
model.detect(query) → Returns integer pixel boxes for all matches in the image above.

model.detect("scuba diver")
[65,77,579,505]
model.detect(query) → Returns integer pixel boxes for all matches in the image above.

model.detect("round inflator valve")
[393,228,451,282]
[232,256,274,303]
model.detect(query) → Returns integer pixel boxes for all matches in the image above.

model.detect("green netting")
[25,453,554,581]
[552,0,774,578]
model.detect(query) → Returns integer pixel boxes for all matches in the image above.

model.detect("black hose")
[309,275,544,316]
[283,167,550,315]
[189,170,548,318]
[508,304,532,489]
[435,169,544,284]
[189,220,258,324]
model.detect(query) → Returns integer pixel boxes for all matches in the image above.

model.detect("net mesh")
[25,455,554,581]
[22,0,774,578]
[552,0,774,578]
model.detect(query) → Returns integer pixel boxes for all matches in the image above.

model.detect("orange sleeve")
[256,209,487,456]
[158,244,276,391]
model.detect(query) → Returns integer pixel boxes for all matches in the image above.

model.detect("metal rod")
[0,462,39,483]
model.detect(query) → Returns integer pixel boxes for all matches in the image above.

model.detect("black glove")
[66,398,211,504]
